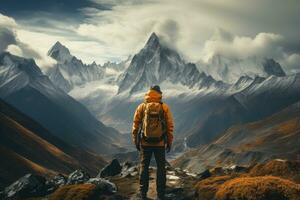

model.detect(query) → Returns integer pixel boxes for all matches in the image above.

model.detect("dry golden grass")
[249,160,300,183]
[276,119,300,135]
[195,175,232,200]
[215,176,300,200]
[48,184,99,200]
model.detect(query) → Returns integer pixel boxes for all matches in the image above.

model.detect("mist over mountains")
[1,31,300,196]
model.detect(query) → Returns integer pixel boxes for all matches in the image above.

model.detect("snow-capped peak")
[117,33,225,94]
[47,41,73,63]
[46,42,106,92]
[0,52,43,78]
[262,58,286,77]
[145,32,160,49]
[0,52,45,97]
[197,55,286,84]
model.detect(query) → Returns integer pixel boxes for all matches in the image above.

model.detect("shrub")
[195,176,232,200]
[215,176,300,200]
[250,160,300,183]
[48,184,99,200]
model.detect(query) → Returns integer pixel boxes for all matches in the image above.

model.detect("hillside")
[0,99,106,188]
[174,101,300,173]
[0,52,125,154]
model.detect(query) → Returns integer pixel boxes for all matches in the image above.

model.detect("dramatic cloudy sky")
[0,0,299,72]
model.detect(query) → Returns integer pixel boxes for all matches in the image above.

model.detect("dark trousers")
[139,146,166,196]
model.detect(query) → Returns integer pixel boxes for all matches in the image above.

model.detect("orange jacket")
[132,89,174,147]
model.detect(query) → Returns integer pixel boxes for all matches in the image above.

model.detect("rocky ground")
[1,159,300,200]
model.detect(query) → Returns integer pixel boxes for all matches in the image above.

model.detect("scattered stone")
[86,178,117,194]
[174,167,182,172]
[120,161,139,177]
[197,169,211,180]
[45,173,67,193]
[122,161,134,169]
[166,187,184,194]
[3,174,47,199]
[167,170,176,176]
[230,165,248,173]
[186,172,197,177]
[121,166,138,178]
[210,167,224,176]
[167,175,180,180]
[49,173,67,186]
[165,187,195,200]
[165,161,173,171]
[99,159,122,178]
[67,169,90,184]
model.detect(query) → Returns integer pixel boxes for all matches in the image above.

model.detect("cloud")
[0,13,17,28]
[201,29,285,61]
[1,0,300,73]
[0,13,56,69]
[283,54,300,73]
[0,27,17,52]
[76,0,300,65]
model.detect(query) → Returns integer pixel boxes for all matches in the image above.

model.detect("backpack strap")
[138,103,146,139]
[159,102,168,144]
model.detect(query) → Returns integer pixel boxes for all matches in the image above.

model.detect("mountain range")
[0,52,125,154]
[197,54,286,83]
[117,33,226,94]
[65,33,300,152]
[47,41,105,92]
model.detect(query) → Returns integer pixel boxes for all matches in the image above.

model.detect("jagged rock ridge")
[47,41,105,92]
[117,33,227,94]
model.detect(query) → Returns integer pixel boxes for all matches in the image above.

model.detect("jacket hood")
[144,89,162,103]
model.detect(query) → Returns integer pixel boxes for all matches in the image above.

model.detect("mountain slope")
[174,101,300,173]
[0,52,124,154]
[186,73,300,148]
[117,33,227,94]
[0,99,107,187]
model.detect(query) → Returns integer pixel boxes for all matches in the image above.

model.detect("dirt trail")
[111,167,197,200]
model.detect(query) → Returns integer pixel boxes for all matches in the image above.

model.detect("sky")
[0,0,300,72]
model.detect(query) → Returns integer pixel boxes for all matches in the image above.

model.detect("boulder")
[210,167,225,176]
[120,162,138,178]
[197,169,211,180]
[45,174,67,193]
[229,165,248,173]
[98,159,122,178]
[49,174,67,186]
[86,178,117,194]
[3,174,47,199]
[67,169,90,184]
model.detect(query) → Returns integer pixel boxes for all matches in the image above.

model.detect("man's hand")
[135,140,140,151]
[166,143,171,153]
[132,130,140,151]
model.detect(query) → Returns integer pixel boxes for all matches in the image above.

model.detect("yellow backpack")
[141,102,167,144]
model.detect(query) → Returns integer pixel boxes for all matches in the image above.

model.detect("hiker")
[132,85,174,200]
